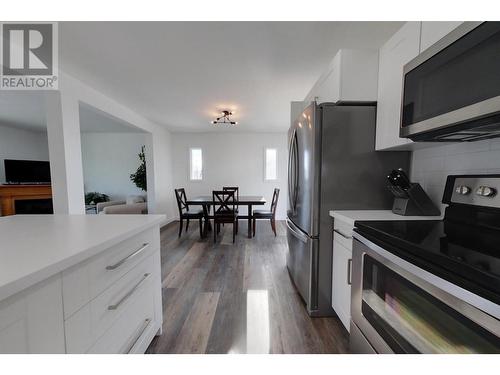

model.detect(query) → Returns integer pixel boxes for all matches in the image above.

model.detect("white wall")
[45,72,177,222]
[0,124,49,183]
[171,132,288,219]
[410,139,500,208]
[81,133,148,201]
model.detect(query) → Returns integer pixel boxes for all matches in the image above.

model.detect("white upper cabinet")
[375,22,465,151]
[420,22,463,52]
[375,22,421,151]
[305,49,379,104]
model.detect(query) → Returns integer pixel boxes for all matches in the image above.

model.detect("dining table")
[186,195,266,238]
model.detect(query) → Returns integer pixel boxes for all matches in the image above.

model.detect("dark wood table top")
[187,195,266,205]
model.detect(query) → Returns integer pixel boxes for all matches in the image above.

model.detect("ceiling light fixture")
[211,110,238,125]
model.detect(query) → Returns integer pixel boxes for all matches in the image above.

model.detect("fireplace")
[14,198,53,214]
[0,185,52,216]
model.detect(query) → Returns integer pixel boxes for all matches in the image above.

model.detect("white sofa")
[97,195,148,214]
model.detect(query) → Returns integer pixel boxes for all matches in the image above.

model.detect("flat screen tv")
[4,159,51,184]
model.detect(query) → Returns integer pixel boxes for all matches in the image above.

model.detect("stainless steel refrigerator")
[286,102,410,317]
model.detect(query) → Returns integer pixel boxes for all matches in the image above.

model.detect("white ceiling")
[0,92,144,133]
[59,22,403,133]
[0,92,46,132]
[79,104,146,133]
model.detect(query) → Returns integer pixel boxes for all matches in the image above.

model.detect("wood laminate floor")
[146,220,349,354]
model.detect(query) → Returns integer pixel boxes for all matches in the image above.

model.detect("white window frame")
[189,147,203,181]
[264,147,278,182]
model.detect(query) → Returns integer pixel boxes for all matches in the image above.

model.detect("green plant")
[130,145,147,191]
[85,192,109,205]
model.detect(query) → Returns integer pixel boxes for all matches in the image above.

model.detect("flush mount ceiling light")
[211,110,238,125]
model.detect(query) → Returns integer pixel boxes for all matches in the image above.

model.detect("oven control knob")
[455,185,471,195]
[476,186,497,197]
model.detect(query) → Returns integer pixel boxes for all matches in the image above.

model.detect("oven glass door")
[361,255,500,354]
[402,22,500,128]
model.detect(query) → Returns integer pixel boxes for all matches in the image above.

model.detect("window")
[264,148,277,181]
[190,148,203,180]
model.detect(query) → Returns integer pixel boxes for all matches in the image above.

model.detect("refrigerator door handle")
[286,218,308,243]
[288,129,298,212]
[293,132,299,211]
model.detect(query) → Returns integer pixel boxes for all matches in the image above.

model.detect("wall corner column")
[45,91,85,214]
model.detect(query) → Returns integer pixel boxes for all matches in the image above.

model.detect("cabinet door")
[420,22,463,52]
[375,22,421,150]
[0,276,65,353]
[331,238,352,332]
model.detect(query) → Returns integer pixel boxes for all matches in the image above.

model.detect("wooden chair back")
[174,188,189,215]
[271,188,280,216]
[222,186,239,202]
[212,190,236,216]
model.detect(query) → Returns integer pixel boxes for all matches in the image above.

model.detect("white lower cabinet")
[331,236,352,333]
[0,225,162,354]
[0,276,65,353]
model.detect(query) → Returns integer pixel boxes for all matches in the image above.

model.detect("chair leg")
[214,221,217,243]
[199,217,203,238]
[271,218,277,236]
[178,218,183,238]
[253,218,256,237]
[233,221,236,243]
[186,219,189,232]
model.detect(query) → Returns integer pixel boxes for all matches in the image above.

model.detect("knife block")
[387,183,441,216]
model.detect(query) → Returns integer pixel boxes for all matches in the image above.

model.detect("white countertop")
[0,214,165,301]
[329,210,444,227]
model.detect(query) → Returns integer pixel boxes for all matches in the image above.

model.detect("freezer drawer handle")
[334,229,352,239]
[347,258,352,285]
[286,219,308,243]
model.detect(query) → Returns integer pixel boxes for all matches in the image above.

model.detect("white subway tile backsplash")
[421,156,446,172]
[426,184,446,207]
[444,150,492,171]
[410,139,500,206]
[424,171,447,187]
[444,139,491,156]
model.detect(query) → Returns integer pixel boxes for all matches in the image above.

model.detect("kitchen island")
[0,214,165,353]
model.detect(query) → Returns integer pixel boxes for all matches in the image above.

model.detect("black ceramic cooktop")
[354,219,500,305]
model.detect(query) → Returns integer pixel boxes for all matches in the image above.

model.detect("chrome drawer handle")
[106,243,149,270]
[347,258,352,285]
[108,273,150,311]
[126,318,152,354]
[334,229,352,240]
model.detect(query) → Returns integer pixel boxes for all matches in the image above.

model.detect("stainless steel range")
[350,174,500,353]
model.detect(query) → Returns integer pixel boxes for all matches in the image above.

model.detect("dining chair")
[253,188,280,237]
[222,186,239,211]
[174,188,204,238]
[212,190,238,243]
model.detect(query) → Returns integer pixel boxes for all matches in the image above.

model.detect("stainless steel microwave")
[400,22,500,142]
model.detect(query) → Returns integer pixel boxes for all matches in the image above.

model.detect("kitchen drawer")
[333,220,354,250]
[65,254,156,353]
[62,227,158,319]
[87,275,156,354]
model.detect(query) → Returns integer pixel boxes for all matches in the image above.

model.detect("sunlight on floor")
[246,289,270,354]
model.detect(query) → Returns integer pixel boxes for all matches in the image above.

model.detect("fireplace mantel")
[0,185,52,216]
